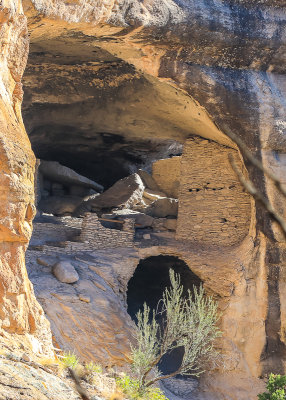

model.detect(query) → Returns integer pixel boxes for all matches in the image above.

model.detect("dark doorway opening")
[127,255,202,375]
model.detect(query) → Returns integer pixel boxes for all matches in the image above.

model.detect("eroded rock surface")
[20,0,286,396]
[0,0,285,399]
[0,0,52,355]
[26,249,136,366]
[0,357,81,400]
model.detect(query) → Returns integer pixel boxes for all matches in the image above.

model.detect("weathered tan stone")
[52,260,79,283]
[152,157,182,199]
[0,0,52,354]
[0,1,285,399]
[176,138,252,246]
[77,173,145,212]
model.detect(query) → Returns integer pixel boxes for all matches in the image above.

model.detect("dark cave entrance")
[127,255,202,375]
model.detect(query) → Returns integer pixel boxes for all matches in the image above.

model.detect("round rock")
[52,261,79,284]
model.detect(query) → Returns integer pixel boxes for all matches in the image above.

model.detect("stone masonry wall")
[30,216,82,245]
[152,156,181,198]
[29,213,135,256]
[76,213,135,250]
[176,138,252,245]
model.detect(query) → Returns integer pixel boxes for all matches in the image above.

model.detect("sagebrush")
[131,269,221,390]
[258,374,286,400]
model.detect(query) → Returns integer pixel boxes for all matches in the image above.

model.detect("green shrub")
[258,374,286,400]
[131,269,221,390]
[59,351,79,370]
[117,374,167,400]
[85,361,103,375]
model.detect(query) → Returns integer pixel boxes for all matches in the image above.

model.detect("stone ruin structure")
[0,0,285,399]
[29,213,135,256]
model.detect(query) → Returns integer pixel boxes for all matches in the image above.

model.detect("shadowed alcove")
[127,255,203,375]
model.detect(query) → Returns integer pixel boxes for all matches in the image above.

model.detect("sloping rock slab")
[146,197,178,218]
[0,358,80,400]
[26,251,137,366]
[40,160,103,192]
[84,173,145,210]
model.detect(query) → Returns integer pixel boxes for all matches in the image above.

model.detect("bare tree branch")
[228,153,286,237]
[226,130,286,198]
[69,368,91,400]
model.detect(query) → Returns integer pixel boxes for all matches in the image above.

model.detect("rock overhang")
[22,26,233,186]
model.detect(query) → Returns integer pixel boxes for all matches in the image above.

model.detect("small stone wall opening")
[127,255,202,375]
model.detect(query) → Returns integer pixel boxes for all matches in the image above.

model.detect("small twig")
[69,368,90,400]
[226,130,286,198]
[0,381,29,390]
[145,367,183,387]
[228,153,286,237]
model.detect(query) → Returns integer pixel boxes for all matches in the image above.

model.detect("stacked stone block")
[29,213,135,257]
[176,138,252,245]
[30,216,82,245]
[78,213,134,250]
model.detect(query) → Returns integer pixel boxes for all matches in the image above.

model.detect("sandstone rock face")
[0,0,52,354]
[26,249,136,366]
[0,356,81,400]
[0,0,285,399]
[20,0,285,396]
[152,157,181,199]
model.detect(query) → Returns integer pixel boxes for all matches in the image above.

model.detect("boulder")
[52,261,79,283]
[146,198,178,218]
[81,173,145,211]
[38,196,82,215]
[37,255,58,267]
[135,213,154,228]
[102,209,154,228]
[143,188,167,201]
[72,193,100,217]
[39,160,103,192]
[152,218,168,231]
[164,218,177,231]
[137,169,160,191]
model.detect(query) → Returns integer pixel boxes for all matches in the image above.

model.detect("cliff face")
[0,0,286,398]
[0,0,52,353]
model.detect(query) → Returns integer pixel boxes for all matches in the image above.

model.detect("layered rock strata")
[0,0,52,354]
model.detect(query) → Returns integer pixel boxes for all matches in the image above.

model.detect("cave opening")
[21,35,228,192]
[27,124,182,189]
[21,40,186,190]
[127,255,202,375]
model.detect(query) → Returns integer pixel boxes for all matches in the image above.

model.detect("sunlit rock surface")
[0,0,285,399]
[0,0,52,355]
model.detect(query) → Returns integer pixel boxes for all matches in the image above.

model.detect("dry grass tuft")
[109,391,124,400]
